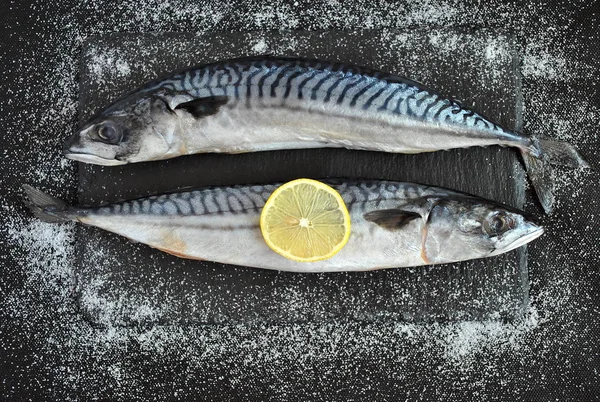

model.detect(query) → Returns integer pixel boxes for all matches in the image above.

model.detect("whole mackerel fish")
[63,57,588,213]
[23,180,542,272]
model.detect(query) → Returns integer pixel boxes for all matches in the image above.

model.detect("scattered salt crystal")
[89,49,132,84]
[252,38,269,53]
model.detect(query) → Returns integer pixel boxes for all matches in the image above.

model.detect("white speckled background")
[1,1,598,400]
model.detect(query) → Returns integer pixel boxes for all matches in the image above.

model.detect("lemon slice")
[260,179,351,262]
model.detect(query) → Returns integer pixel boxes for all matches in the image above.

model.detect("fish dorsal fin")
[363,209,421,231]
[174,96,229,118]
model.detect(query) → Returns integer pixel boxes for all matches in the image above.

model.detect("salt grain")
[252,38,269,53]
[89,49,132,84]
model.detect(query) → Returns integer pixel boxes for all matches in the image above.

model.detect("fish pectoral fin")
[363,209,421,231]
[174,96,229,118]
[154,88,195,111]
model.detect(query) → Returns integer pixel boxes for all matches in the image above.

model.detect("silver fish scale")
[153,58,503,133]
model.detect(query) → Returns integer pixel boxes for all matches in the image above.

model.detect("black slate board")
[75,29,527,326]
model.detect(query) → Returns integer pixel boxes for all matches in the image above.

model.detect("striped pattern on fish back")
[92,184,277,217]
[89,181,450,217]
[145,57,506,134]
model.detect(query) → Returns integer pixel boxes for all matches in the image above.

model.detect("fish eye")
[483,213,514,236]
[97,123,122,144]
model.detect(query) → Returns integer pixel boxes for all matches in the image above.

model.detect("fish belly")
[183,102,520,155]
[79,210,426,272]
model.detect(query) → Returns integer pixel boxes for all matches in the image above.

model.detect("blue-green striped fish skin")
[64,57,589,213]
[22,181,543,272]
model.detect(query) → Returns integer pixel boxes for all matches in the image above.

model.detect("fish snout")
[63,133,83,155]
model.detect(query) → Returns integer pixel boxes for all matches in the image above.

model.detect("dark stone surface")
[76,30,526,326]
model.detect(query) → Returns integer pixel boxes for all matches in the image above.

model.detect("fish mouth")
[64,152,127,166]
[489,225,544,256]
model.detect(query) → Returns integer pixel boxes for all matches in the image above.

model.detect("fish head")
[423,197,543,264]
[63,92,179,165]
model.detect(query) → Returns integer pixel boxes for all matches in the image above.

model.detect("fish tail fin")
[535,137,590,168]
[521,151,555,214]
[521,137,589,214]
[22,184,76,223]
